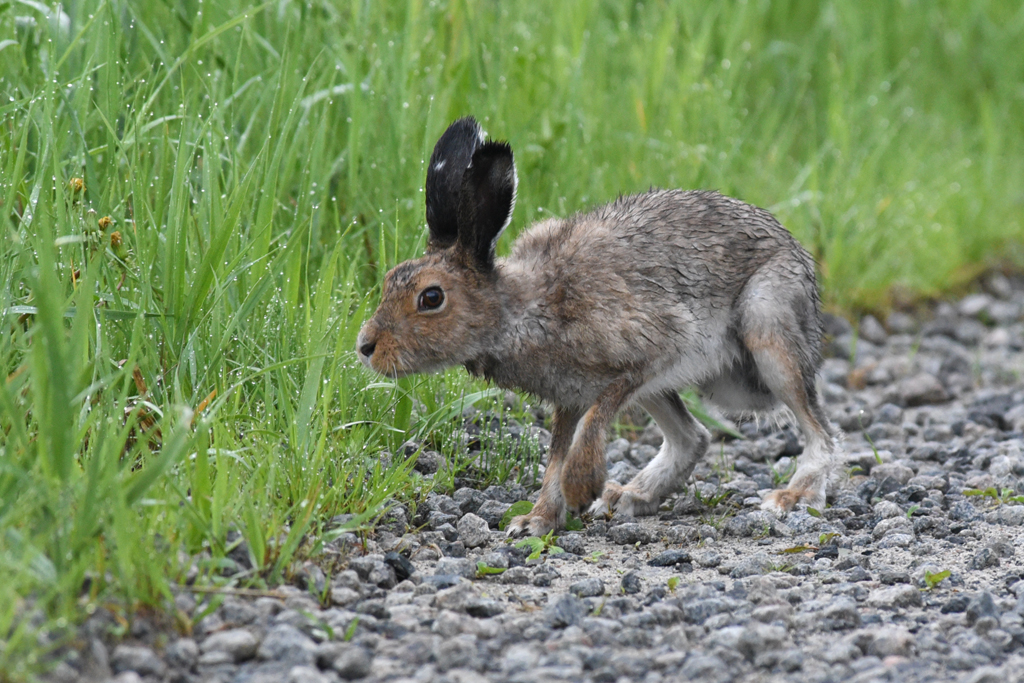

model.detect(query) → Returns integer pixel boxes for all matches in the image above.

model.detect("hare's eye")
[418,287,445,311]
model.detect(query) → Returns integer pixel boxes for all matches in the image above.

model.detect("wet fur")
[358,118,840,536]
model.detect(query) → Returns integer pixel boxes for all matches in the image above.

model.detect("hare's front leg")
[506,406,582,538]
[560,379,639,513]
[590,391,709,517]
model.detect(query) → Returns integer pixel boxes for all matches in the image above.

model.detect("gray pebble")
[607,523,653,545]
[456,512,491,549]
[435,557,476,579]
[110,645,166,678]
[475,499,512,528]
[200,628,259,662]
[557,532,586,555]
[569,577,605,598]
[620,570,643,595]
[257,624,316,665]
[544,593,587,628]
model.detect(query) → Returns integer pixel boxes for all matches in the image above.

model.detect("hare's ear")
[456,140,517,272]
[425,117,484,251]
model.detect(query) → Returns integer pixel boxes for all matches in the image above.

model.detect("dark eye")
[418,287,445,311]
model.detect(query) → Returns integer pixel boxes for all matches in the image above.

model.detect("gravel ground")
[49,273,1024,683]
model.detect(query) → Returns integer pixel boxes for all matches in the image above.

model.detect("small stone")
[941,594,970,614]
[959,293,994,317]
[875,403,904,424]
[288,665,334,683]
[331,645,373,680]
[859,315,888,344]
[110,645,166,678]
[501,643,541,674]
[201,628,259,662]
[871,516,914,540]
[871,462,915,485]
[818,598,862,631]
[867,626,916,657]
[895,373,949,407]
[966,592,999,626]
[475,500,512,529]
[971,547,1000,570]
[866,584,923,609]
[620,570,642,595]
[257,624,316,665]
[330,587,360,607]
[879,569,911,585]
[877,533,914,549]
[435,557,476,579]
[111,674,143,683]
[383,551,416,582]
[453,487,488,514]
[648,549,692,567]
[434,580,503,617]
[456,513,491,549]
[413,449,442,474]
[607,523,653,545]
[165,638,199,670]
[730,553,773,579]
[964,667,1006,683]
[500,566,531,584]
[557,533,586,555]
[693,550,722,568]
[569,577,605,598]
[544,593,587,628]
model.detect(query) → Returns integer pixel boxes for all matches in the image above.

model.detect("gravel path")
[51,274,1024,683]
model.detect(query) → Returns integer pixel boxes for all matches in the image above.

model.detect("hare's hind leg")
[738,269,839,514]
[590,391,710,518]
[506,405,583,537]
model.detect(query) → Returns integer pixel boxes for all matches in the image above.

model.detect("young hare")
[357,117,840,536]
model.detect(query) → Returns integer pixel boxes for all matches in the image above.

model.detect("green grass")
[1,0,1023,678]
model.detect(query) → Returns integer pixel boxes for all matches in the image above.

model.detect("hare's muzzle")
[355,324,378,368]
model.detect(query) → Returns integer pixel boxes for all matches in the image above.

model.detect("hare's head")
[357,117,517,377]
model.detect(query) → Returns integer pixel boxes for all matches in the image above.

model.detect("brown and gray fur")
[357,116,841,536]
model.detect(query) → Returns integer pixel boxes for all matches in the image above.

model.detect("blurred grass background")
[1,0,1023,677]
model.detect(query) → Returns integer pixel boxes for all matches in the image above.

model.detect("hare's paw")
[505,512,559,538]
[590,480,662,518]
[760,481,826,517]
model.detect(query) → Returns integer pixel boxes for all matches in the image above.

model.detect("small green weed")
[476,562,507,578]
[923,569,951,590]
[963,488,1024,506]
[514,530,565,561]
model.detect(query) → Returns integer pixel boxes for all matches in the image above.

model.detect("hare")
[357,116,840,537]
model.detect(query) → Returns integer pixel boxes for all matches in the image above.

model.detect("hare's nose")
[359,341,376,358]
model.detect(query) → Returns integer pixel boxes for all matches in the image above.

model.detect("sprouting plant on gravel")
[753,523,772,540]
[906,504,921,519]
[780,544,817,554]
[862,428,884,465]
[343,617,360,642]
[710,442,734,484]
[964,487,1024,506]
[565,513,586,531]
[765,561,797,574]
[770,459,798,487]
[806,507,823,518]
[923,569,951,590]
[694,485,732,509]
[584,550,607,564]
[667,576,681,592]
[476,562,507,578]
[819,532,840,546]
[514,530,565,560]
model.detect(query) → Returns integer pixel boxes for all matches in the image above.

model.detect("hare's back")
[510,189,808,303]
